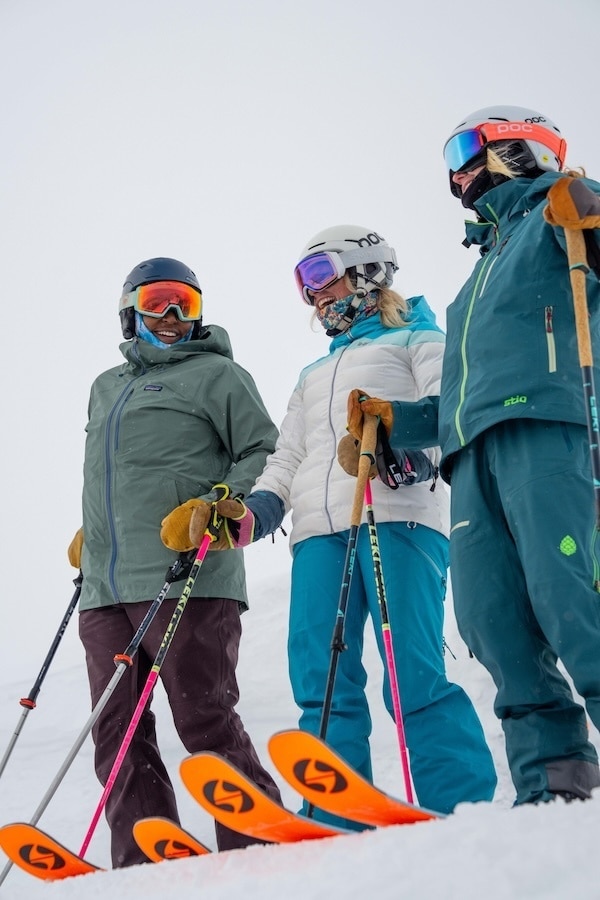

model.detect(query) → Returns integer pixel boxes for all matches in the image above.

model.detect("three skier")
[63,104,600,869]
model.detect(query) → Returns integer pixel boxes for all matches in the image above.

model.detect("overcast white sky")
[1,0,599,681]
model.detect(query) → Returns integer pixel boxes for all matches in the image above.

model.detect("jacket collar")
[120,323,235,371]
[463,171,563,253]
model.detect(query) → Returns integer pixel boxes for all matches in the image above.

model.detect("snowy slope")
[0,536,598,899]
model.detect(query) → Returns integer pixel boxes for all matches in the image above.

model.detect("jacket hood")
[404,294,443,333]
[329,296,443,353]
[120,322,234,369]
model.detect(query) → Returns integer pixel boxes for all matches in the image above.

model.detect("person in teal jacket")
[349,105,600,806]
[68,257,281,867]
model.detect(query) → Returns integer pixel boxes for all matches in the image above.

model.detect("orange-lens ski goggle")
[119,280,203,321]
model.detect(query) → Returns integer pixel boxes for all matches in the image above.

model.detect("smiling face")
[141,309,194,343]
[310,275,354,325]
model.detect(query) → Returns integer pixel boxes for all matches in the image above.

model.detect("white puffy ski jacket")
[253,298,449,548]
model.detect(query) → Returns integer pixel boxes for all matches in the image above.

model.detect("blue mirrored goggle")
[443,129,486,174]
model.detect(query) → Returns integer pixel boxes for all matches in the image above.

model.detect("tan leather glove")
[160,498,209,552]
[337,434,377,479]
[68,527,84,568]
[347,388,394,441]
[544,176,600,230]
[190,498,256,551]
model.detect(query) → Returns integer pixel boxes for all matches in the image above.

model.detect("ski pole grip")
[350,414,378,526]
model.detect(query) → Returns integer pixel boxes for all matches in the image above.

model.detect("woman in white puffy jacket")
[201,225,497,825]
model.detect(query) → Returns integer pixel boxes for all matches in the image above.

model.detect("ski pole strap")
[206,483,231,543]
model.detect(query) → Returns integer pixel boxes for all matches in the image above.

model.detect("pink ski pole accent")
[79,531,213,857]
[364,477,414,804]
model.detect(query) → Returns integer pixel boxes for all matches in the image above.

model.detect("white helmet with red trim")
[444,105,566,197]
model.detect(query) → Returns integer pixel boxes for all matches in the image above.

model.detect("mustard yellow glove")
[190,498,256,551]
[336,434,377,479]
[544,176,600,230]
[160,498,209,552]
[187,499,212,547]
[67,527,84,568]
[347,389,394,441]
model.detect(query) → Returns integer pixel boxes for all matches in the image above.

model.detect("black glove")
[375,425,438,489]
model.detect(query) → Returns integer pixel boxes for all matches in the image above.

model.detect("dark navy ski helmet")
[119,257,202,339]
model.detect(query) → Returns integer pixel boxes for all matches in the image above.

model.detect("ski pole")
[0,573,82,782]
[79,499,225,858]
[305,415,377,818]
[0,550,195,888]
[544,176,600,528]
[364,474,414,803]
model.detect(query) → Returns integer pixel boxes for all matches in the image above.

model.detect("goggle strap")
[337,246,396,268]
[479,121,565,162]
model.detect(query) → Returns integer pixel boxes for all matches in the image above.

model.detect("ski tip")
[0,822,101,880]
[132,817,211,862]
[268,730,444,822]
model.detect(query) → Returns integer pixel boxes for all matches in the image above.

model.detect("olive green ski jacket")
[78,325,278,611]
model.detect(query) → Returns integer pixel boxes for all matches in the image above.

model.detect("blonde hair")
[378,286,408,327]
[486,146,520,180]
[487,146,583,180]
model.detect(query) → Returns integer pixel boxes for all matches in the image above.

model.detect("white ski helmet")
[443,104,567,197]
[294,225,398,304]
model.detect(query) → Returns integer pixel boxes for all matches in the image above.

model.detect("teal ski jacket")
[78,326,278,611]
[438,171,600,482]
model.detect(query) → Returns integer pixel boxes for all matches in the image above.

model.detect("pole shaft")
[564,228,600,529]
[0,575,82,782]
[0,553,193,887]
[78,534,212,857]
[365,478,413,803]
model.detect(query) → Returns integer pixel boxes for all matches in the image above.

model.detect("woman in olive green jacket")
[69,257,281,867]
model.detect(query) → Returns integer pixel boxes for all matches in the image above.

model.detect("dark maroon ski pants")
[79,596,281,867]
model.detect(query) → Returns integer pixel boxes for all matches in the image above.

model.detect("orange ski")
[179,752,350,843]
[133,817,212,862]
[268,730,442,827]
[0,822,101,880]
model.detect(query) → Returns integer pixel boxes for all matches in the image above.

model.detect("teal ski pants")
[288,521,497,827]
[450,419,600,805]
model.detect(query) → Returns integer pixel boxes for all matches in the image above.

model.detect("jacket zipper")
[324,346,348,532]
[105,375,146,601]
[454,252,501,446]
[545,306,557,373]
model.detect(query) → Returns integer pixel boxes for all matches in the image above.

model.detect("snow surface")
[0,536,598,900]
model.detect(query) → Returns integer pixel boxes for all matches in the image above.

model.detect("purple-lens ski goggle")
[294,252,346,305]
